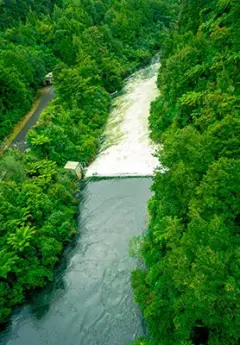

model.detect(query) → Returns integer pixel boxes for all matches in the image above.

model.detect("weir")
[85,57,161,178]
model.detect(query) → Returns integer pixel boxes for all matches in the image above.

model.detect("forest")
[131,0,240,345]
[1,0,239,343]
[0,0,175,325]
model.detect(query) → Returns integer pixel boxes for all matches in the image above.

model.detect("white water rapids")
[86,58,161,178]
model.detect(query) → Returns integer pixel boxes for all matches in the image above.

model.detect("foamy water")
[86,59,161,177]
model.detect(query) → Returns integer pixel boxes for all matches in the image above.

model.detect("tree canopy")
[131,1,240,344]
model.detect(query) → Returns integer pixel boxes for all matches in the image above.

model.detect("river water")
[0,59,160,345]
[86,58,160,177]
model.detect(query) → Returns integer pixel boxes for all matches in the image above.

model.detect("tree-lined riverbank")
[131,1,240,344]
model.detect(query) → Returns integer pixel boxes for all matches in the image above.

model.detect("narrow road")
[10,87,54,152]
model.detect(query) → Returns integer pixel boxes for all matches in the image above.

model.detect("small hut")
[64,161,83,180]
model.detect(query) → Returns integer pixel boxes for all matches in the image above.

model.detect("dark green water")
[0,178,152,345]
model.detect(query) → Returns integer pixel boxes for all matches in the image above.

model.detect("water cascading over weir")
[85,57,161,178]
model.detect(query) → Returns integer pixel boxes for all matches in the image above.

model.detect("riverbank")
[130,1,240,344]
[0,178,152,345]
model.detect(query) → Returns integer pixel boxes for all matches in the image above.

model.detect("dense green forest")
[0,0,173,143]
[0,0,58,140]
[131,0,240,345]
[0,0,175,325]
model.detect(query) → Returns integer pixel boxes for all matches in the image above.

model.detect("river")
[0,59,160,345]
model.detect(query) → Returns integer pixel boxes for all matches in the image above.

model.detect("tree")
[7,226,36,253]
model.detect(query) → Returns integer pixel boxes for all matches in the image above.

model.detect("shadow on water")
[0,180,87,338]
[0,178,151,345]
[36,181,90,308]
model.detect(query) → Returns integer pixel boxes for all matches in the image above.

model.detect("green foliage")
[0,150,78,323]
[132,0,240,344]
[0,0,60,140]
[0,0,175,326]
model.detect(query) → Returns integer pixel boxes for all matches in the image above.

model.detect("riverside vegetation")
[0,0,176,325]
[130,1,240,345]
